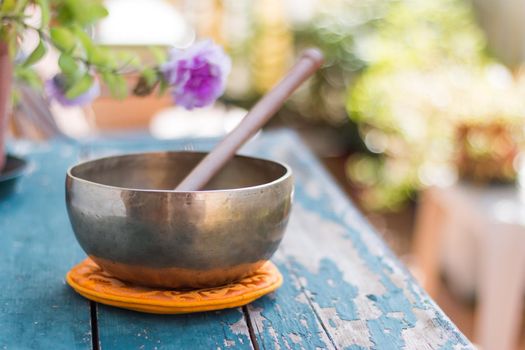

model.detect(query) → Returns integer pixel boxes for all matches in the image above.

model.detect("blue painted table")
[0,130,472,349]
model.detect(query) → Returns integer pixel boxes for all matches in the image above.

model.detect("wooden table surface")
[0,129,472,349]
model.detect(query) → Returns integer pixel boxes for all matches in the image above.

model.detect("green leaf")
[23,39,46,66]
[50,26,76,52]
[71,25,94,52]
[1,0,16,12]
[65,73,93,99]
[15,0,29,13]
[64,0,108,26]
[88,46,110,66]
[58,53,78,75]
[7,34,17,60]
[102,72,127,99]
[149,46,167,64]
[157,78,169,96]
[55,4,74,26]
[141,68,158,87]
[36,0,50,28]
[87,3,109,22]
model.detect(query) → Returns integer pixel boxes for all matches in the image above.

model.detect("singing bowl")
[66,151,293,289]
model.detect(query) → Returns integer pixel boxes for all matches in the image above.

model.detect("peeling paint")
[246,132,474,349]
[248,261,332,350]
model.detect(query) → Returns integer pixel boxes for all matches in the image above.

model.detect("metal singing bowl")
[66,151,293,289]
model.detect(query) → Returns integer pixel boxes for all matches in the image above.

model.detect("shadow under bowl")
[66,151,293,289]
[0,155,29,198]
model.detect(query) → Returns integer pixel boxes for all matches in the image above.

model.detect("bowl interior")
[70,152,288,191]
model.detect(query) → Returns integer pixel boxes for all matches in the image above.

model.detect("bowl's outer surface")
[66,152,293,289]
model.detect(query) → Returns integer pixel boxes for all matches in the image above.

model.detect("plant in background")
[196,0,390,128]
[345,0,525,211]
[291,0,391,126]
[456,120,523,183]
[0,0,230,170]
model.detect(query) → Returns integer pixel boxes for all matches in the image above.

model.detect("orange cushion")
[66,258,282,314]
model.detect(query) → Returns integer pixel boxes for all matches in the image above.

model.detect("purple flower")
[45,74,100,107]
[161,40,231,109]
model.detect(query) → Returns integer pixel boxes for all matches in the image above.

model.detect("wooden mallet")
[175,48,324,191]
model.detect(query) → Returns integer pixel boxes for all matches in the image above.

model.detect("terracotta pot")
[0,40,12,172]
[91,94,172,130]
[90,74,172,130]
[456,121,521,183]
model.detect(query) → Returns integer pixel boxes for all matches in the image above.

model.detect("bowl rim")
[67,151,293,194]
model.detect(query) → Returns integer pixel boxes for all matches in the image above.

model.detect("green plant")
[1,1,153,100]
[345,0,521,211]
[290,0,390,125]
[0,0,230,171]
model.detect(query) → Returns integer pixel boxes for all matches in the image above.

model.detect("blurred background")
[10,0,525,348]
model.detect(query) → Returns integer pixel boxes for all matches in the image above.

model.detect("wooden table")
[0,130,472,349]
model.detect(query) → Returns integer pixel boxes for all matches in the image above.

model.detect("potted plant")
[0,0,231,174]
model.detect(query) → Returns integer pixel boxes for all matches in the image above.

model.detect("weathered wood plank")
[247,251,335,350]
[0,142,92,350]
[243,131,474,350]
[96,305,253,350]
[85,138,254,350]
